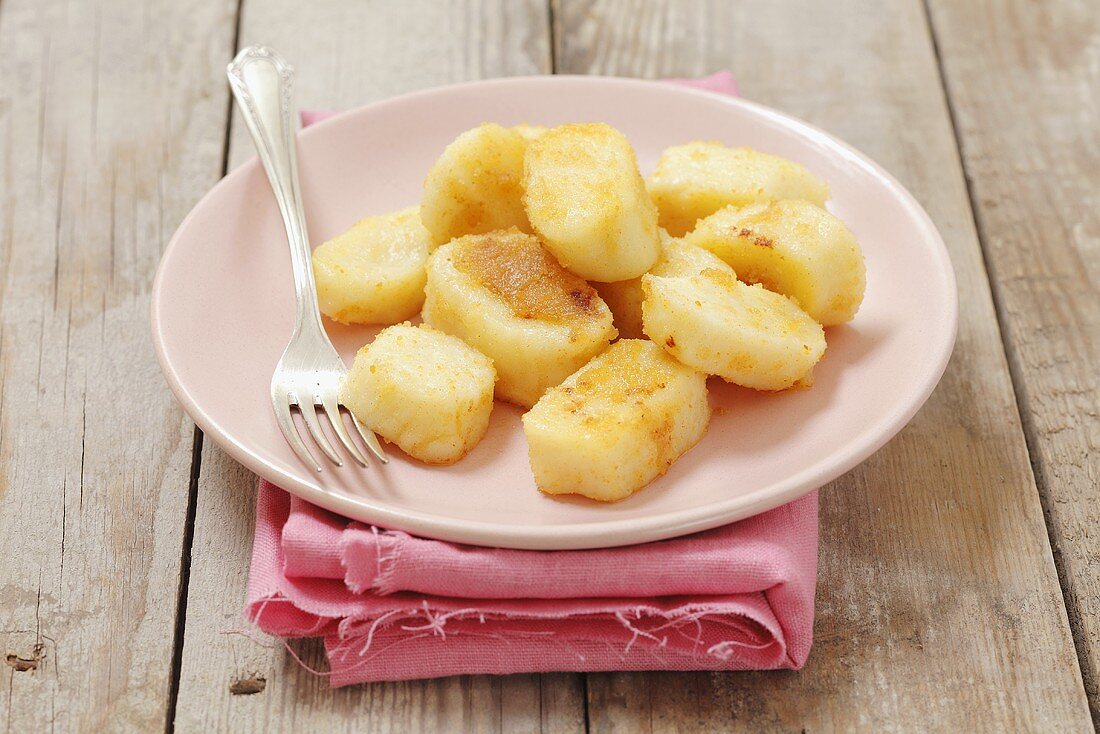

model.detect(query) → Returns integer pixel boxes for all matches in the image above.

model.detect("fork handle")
[227,46,324,335]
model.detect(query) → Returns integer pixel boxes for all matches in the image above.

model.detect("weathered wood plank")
[551,0,1092,729]
[0,0,238,730]
[171,2,585,731]
[926,0,1100,719]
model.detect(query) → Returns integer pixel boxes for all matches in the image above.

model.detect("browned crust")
[451,229,601,323]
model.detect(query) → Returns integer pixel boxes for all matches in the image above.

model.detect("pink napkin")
[247,72,819,686]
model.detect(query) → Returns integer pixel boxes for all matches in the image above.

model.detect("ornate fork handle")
[227,46,324,336]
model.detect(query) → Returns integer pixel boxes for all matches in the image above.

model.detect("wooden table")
[1,0,1096,730]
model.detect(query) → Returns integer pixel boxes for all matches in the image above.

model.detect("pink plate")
[152,76,956,550]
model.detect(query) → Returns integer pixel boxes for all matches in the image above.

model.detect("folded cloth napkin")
[248,72,819,686]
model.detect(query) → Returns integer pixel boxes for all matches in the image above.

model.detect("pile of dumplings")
[313,122,866,502]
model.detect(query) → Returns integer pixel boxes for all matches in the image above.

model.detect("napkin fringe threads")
[248,587,798,683]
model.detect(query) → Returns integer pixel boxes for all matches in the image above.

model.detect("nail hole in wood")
[229,675,267,695]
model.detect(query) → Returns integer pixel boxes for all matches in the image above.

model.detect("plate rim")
[151,75,958,550]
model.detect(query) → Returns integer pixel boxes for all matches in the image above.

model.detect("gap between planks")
[165,2,246,729]
[544,4,596,728]
[165,428,204,734]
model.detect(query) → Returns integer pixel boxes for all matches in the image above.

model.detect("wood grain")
[551,0,1093,729]
[926,0,1100,719]
[170,2,585,731]
[0,0,238,730]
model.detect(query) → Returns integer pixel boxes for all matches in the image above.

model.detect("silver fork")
[227,45,387,471]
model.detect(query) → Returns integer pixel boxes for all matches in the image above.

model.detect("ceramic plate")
[151,76,956,550]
